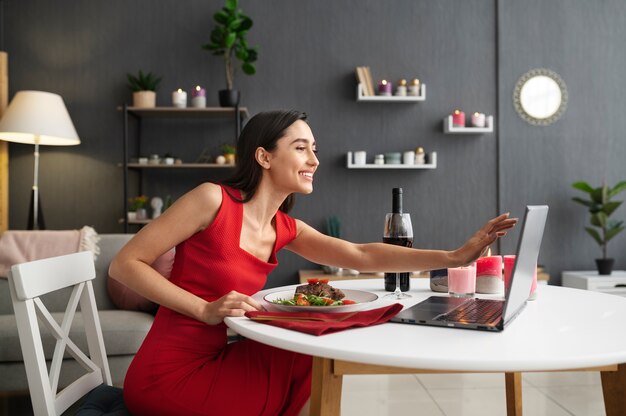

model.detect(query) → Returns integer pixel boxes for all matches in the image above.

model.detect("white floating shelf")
[443,115,494,134]
[346,151,436,169]
[356,83,426,102]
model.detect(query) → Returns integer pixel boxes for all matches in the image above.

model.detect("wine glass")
[383,212,413,299]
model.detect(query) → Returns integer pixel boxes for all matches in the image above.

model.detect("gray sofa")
[0,234,154,392]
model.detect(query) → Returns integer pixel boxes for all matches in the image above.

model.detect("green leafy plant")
[572,180,626,258]
[202,0,258,90]
[220,144,236,155]
[126,70,162,92]
[129,195,148,211]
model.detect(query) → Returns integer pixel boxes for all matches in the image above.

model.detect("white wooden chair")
[8,251,124,416]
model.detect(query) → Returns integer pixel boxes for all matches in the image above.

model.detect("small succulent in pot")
[127,70,162,108]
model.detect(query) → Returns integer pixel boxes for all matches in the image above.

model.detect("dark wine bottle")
[384,188,413,292]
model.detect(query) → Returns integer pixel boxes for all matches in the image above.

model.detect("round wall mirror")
[513,68,567,126]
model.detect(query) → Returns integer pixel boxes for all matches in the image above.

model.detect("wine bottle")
[383,188,413,292]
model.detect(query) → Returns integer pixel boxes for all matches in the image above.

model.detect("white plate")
[263,289,378,313]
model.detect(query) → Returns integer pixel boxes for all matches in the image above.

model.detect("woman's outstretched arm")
[286,213,517,272]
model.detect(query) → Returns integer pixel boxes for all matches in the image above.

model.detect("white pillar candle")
[172,89,187,108]
[471,112,486,127]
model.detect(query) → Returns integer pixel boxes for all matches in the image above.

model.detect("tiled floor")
[341,371,605,416]
[1,371,606,415]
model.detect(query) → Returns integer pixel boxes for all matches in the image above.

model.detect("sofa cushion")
[106,249,174,313]
[0,310,153,362]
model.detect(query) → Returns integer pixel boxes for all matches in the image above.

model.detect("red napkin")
[245,303,403,336]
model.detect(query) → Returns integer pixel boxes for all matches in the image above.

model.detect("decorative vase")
[596,258,615,275]
[135,208,148,221]
[132,91,156,108]
[224,154,236,165]
[218,89,240,107]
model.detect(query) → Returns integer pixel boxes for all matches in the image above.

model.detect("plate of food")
[263,278,378,313]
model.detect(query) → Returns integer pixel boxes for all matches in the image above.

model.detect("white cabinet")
[561,270,626,297]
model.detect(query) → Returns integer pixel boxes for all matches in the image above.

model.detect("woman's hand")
[200,290,264,325]
[453,213,518,266]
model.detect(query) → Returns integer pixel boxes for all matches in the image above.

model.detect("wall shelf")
[356,83,426,102]
[116,106,249,119]
[346,151,436,169]
[122,163,236,169]
[443,115,494,134]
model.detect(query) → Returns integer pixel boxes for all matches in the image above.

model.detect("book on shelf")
[355,66,375,96]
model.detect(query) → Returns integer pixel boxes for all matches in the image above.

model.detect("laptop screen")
[502,205,549,323]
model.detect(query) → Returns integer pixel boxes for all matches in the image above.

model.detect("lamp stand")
[27,142,45,230]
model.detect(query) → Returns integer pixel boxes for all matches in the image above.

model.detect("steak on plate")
[295,282,345,300]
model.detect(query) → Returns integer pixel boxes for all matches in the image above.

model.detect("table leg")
[310,357,343,416]
[601,363,626,416]
[505,372,522,416]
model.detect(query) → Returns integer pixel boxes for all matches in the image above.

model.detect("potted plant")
[127,70,162,108]
[129,195,148,221]
[572,180,626,275]
[202,0,258,107]
[220,144,236,165]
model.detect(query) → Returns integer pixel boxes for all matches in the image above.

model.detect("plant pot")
[135,208,148,221]
[218,89,240,107]
[133,91,156,108]
[596,258,615,275]
[224,153,236,165]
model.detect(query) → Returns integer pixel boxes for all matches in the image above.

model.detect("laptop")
[390,205,549,332]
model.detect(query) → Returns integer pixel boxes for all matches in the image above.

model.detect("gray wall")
[3,0,626,288]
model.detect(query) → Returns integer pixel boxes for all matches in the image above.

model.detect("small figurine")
[151,197,164,219]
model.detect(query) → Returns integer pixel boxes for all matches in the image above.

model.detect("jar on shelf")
[374,154,385,165]
[415,147,425,165]
[395,79,407,96]
[408,79,420,96]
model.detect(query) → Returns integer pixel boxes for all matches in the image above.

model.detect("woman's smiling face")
[264,120,319,194]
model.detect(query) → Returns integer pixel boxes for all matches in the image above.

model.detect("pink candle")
[476,255,502,294]
[191,85,206,97]
[448,263,476,298]
[378,79,392,96]
[503,255,537,299]
[452,109,465,127]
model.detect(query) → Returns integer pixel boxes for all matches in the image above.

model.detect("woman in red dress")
[110,110,516,415]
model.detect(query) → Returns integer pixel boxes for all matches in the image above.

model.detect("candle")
[395,79,407,96]
[452,110,465,127]
[476,255,502,294]
[414,147,425,165]
[191,85,206,108]
[408,78,420,96]
[471,112,486,127]
[172,89,187,108]
[503,255,538,300]
[378,79,392,96]
[447,263,476,298]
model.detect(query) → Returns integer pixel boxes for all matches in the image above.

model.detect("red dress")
[124,186,312,416]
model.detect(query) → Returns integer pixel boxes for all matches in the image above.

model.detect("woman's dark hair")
[221,110,308,213]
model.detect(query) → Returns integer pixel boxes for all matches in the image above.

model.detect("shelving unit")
[443,114,494,134]
[346,151,436,169]
[119,105,248,232]
[356,83,426,102]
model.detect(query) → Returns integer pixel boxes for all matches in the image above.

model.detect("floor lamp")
[0,91,80,229]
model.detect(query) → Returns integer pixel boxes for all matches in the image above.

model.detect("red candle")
[476,255,502,294]
[476,255,502,277]
[452,109,465,127]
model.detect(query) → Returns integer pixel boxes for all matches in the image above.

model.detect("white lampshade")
[0,90,80,146]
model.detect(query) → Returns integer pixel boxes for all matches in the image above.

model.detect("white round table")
[225,279,626,416]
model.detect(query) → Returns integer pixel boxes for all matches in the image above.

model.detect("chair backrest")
[8,251,112,416]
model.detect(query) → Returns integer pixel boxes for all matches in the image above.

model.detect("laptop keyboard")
[435,299,503,325]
